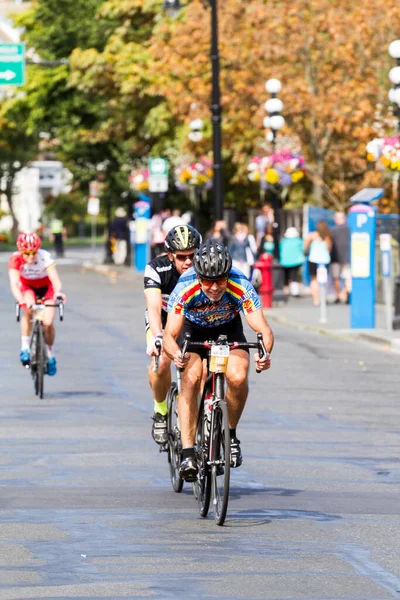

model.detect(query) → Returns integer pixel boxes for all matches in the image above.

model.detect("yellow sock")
[154,399,167,416]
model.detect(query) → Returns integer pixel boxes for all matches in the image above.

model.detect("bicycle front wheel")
[195,396,211,518]
[36,324,46,399]
[166,383,183,493]
[211,400,231,526]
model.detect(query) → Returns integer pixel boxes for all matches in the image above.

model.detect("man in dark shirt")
[330,212,351,304]
[143,224,201,444]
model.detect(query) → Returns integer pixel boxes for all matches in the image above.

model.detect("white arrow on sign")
[0,69,16,81]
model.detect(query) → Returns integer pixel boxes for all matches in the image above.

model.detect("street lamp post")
[189,118,204,230]
[163,0,224,221]
[388,39,400,329]
[264,78,286,300]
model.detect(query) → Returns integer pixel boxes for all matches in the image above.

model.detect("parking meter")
[348,188,384,329]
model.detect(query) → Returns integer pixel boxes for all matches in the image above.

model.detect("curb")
[264,312,400,353]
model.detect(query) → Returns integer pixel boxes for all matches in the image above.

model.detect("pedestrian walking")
[304,220,332,307]
[109,207,130,266]
[255,204,274,245]
[206,220,231,246]
[257,223,275,257]
[228,222,257,279]
[279,227,305,297]
[161,209,186,235]
[50,217,67,258]
[330,212,351,304]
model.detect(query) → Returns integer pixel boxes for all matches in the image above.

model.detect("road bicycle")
[16,298,64,399]
[178,332,267,526]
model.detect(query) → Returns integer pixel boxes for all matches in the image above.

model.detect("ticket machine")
[348,188,384,329]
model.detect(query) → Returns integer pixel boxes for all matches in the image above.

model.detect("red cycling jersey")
[8,249,55,292]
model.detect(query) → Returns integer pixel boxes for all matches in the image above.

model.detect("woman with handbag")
[304,220,332,306]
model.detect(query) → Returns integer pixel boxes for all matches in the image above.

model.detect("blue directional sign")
[0,44,25,86]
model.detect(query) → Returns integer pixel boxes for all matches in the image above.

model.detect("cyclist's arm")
[244,308,274,353]
[163,313,190,368]
[8,269,24,304]
[144,288,164,337]
[46,266,64,299]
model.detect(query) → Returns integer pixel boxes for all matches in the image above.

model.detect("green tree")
[0,101,39,237]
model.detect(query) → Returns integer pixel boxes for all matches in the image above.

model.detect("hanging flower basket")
[129,168,150,192]
[366,137,400,171]
[175,157,213,192]
[247,151,305,187]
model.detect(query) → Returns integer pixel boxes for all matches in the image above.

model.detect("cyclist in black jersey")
[144,224,202,444]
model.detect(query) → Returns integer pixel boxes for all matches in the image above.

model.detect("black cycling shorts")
[179,315,248,361]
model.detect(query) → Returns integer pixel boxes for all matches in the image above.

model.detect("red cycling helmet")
[17,232,41,252]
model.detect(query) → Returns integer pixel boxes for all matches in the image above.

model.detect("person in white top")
[8,232,66,375]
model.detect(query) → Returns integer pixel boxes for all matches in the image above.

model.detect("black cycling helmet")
[193,238,232,280]
[164,224,202,252]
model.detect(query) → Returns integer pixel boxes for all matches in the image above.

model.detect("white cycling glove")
[146,334,163,357]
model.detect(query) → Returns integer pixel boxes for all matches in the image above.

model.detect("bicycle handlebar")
[181,332,268,374]
[16,300,65,322]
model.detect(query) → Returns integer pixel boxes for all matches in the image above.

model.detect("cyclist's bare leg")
[21,290,35,337]
[148,353,172,404]
[179,353,203,447]
[225,349,250,428]
[43,305,56,347]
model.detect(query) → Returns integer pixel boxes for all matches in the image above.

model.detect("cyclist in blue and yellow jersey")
[163,239,274,482]
[144,224,202,445]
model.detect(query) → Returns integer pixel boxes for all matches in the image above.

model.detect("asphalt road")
[0,255,399,600]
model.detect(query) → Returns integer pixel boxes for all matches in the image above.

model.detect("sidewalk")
[81,260,400,353]
[264,295,400,353]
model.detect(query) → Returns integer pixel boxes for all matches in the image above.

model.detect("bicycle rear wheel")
[166,383,183,493]
[211,400,231,526]
[195,393,211,518]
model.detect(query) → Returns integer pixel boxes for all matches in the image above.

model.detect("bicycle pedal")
[159,444,168,454]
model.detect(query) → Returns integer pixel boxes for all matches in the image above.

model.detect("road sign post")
[87,197,100,256]
[0,44,25,86]
[380,233,393,330]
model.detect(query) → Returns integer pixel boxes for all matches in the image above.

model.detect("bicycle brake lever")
[179,332,191,372]
[256,332,267,374]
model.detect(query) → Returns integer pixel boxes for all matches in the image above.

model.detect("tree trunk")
[312,158,325,207]
[5,176,19,240]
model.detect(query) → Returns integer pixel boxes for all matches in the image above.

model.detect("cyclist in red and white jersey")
[8,232,66,375]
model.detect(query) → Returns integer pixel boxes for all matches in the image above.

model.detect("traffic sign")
[87,197,100,216]
[149,157,168,193]
[0,44,25,86]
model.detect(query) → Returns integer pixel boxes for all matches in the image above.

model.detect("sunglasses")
[199,277,228,287]
[173,252,195,262]
[21,250,38,256]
